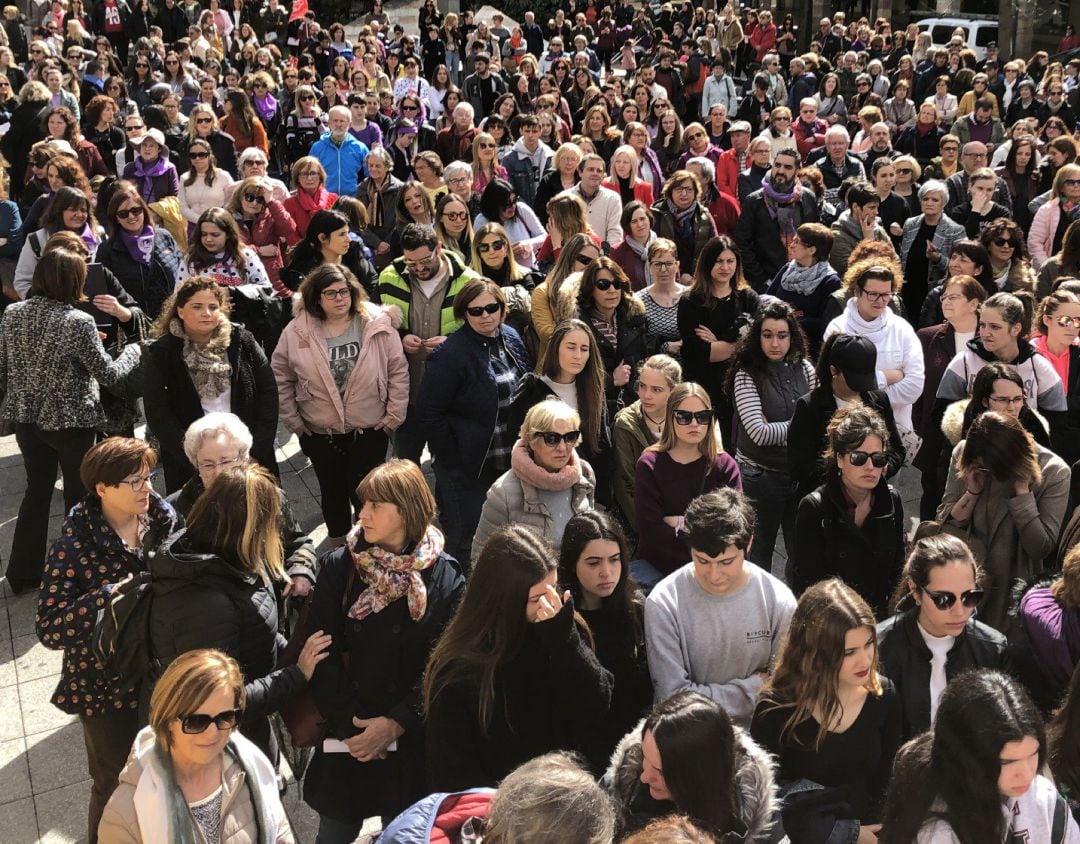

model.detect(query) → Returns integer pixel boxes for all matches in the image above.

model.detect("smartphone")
[76,264,115,330]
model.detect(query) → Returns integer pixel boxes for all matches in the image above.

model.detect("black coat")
[876,608,1008,740]
[177,129,238,178]
[1,100,46,198]
[142,325,278,491]
[96,229,181,320]
[147,530,306,759]
[793,473,905,616]
[303,540,464,823]
[425,598,613,793]
[788,387,904,502]
[734,188,821,291]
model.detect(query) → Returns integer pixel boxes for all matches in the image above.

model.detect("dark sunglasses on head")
[180,708,242,734]
[534,430,582,446]
[594,277,623,291]
[116,206,144,219]
[845,450,889,468]
[466,302,501,316]
[673,409,714,425]
[921,587,985,611]
[242,193,266,204]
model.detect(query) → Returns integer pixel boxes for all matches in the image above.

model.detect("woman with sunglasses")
[469,131,507,196]
[281,85,327,174]
[979,219,1038,296]
[225,175,300,296]
[146,464,330,765]
[1031,164,1080,271]
[634,382,741,585]
[793,403,904,616]
[182,102,238,178]
[470,221,538,291]
[416,279,532,566]
[937,410,1070,631]
[1031,290,1080,466]
[35,438,179,842]
[177,137,233,231]
[474,178,545,269]
[875,534,1007,741]
[750,580,901,844]
[472,398,596,562]
[430,192,472,262]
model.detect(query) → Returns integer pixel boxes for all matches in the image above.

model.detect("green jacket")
[612,400,655,529]
[376,251,479,338]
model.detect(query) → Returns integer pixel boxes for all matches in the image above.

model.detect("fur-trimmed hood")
[941,397,1050,447]
[553,270,648,326]
[603,717,777,842]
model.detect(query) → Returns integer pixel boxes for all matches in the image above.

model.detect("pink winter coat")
[1029,198,1066,271]
[271,298,409,434]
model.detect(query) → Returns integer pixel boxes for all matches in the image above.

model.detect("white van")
[916,17,999,61]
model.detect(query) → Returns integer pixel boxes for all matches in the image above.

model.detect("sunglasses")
[136,63,150,69]
[126,125,144,132]
[466,302,501,316]
[402,104,419,112]
[189,151,209,159]
[477,239,507,254]
[673,409,714,425]
[1066,179,1080,188]
[242,193,266,204]
[196,117,213,124]
[575,254,594,266]
[921,587,985,611]
[180,708,242,734]
[115,206,144,219]
[593,278,624,291]
[845,450,889,468]
[299,95,315,101]
[533,430,582,446]
[1055,315,1080,329]
[479,142,496,149]
[992,237,1016,248]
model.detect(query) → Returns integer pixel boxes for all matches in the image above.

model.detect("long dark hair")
[727,300,809,395]
[948,239,995,297]
[539,319,606,453]
[558,512,642,659]
[423,525,557,731]
[286,209,350,270]
[880,670,1045,844]
[478,177,517,225]
[1049,667,1080,805]
[188,207,248,276]
[643,691,737,837]
[688,235,746,306]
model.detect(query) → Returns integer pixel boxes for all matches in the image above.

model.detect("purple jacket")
[1019,587,1080,692]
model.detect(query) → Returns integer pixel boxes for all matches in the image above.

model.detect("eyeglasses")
[179,708,242,734]
[940,293,968,303]
[321,287,353,300]
[404,254,437,270]
[115,470,158,491]
[300,171,321,179]
[988,394,1025,406]
[858,81,869,87]
[196,455,241,472]
[30,49,43,55]
[188,150,209,159]
[242,193,266,205]
[962,151,988,159]
[921,587,985,611]
[478,240,506,253]
[1050,90,1064,95]
[533,430,582,446]
[845,450,889,468]
[1054,315,1080,329]
[593,277,624,291]
[442,210,467,222]
[466,302,501,316]
[673,409,714,425]
[116,206,145,220]
[1065,179,1080,188]
[861,290,893,303]
[650,260,676,270]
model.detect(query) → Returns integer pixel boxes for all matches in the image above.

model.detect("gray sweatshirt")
[644,562,796,726]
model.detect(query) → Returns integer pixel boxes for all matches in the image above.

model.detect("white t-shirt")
[918,620,955,723]
[540,376,579,410]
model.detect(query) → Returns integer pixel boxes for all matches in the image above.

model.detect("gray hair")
[686,155,716,183]
[443,160,471,181]
[182,413,253,466]
[366,145,393,169]
[824,125,849,143]
[453,102,475,120]
[238,147,268,167]
[918,179,949,202]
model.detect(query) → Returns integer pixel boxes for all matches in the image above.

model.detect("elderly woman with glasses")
[35,438,180,842]
[100,649,295,844]
[650,170,718,283]
[472,398,596,562]
[1029,164,1080,271]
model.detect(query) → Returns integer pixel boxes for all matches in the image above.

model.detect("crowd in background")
[3,0,1080,841]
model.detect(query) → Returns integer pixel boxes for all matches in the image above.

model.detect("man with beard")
[734,148,821,290]
[377,224,479,464]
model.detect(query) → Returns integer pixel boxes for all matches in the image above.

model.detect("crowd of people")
[3,0,1080,841]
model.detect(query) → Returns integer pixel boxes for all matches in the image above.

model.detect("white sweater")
[824,297,925,431]
[178,169,236,223]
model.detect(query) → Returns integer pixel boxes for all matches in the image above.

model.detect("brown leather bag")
[280,565,355,748]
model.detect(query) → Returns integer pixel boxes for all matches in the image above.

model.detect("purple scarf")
[77,222,100,255]
[119,224,155,266]
[253,91,278,123]
[132,155,170,200]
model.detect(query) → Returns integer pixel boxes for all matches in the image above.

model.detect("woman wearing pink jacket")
[1028,163,1080,270]
[271,263,409,544]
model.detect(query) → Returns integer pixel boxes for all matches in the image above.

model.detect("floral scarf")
[169,316,231,402]
[346,523,444,622]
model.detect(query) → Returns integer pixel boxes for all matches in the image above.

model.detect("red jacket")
[704,188,740,237]
[715,147,743,205]
[793,118,829,162]
[600,178,655,208]
[282,187,338,238]
[750,22,777,62]
[238,199,301,296]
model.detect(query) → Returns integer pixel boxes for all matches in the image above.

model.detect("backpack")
[91,570,159,684]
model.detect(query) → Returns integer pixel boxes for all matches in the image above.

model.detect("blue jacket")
[416,324,532,477]
[311,131,369,196]
[380,789,494,843]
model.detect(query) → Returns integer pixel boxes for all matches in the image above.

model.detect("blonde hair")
[607,144,640,186]
[149,649,245,748]
[640,353,682,388]
[546,193,590,246]
[648,382,721,467]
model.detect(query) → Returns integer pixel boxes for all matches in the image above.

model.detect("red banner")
[289,0,308,21]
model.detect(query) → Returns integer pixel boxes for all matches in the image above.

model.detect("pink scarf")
[510,438,582,491]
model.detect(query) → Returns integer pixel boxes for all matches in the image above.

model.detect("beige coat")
[271,298,409,434]
[99,727,294,844]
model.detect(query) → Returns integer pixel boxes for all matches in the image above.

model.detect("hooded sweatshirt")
[935,336,1067,414]
[824,297,925,431]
